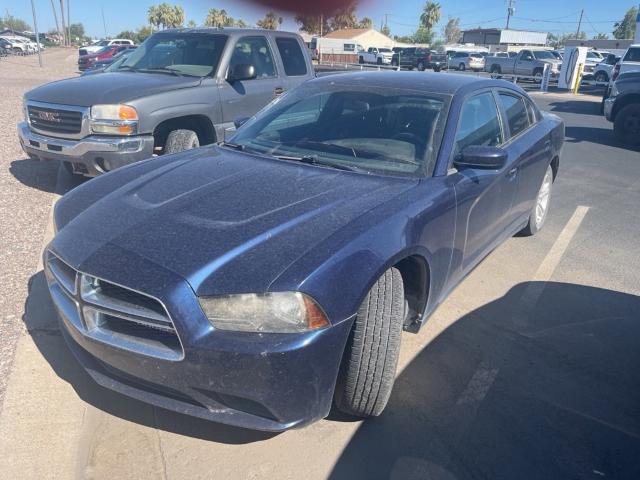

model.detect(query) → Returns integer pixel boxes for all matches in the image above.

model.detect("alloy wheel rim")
[535,167,553,227]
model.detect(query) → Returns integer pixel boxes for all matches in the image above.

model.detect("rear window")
[499,93,530,137]
[624,47,640,62]
[276,37,308,76]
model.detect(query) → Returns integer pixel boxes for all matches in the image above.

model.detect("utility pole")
[575,9,584,39]
[101,8,107,38]
[506,0,515,29]
[66,0,70,46]
[58,0,66,46]
[30,0,43,67]
[50,0,60,40]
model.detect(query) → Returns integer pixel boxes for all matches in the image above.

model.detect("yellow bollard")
[572,64,584,95]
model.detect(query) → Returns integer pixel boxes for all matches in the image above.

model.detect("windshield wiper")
[273,154,368,173]
[219,141,244,151]
[117,65,138,72]
[138,68,183,77]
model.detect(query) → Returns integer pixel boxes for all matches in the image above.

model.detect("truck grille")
[45,251,183,360]
[28,105,83,135]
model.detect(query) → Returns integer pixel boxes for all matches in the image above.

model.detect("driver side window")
[454,92,504,158]
[230,36,276,79]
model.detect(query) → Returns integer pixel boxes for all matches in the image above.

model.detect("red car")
[78,45,135,71]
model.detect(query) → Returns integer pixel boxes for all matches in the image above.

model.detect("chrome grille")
[44,251,183,360]
[28,105,83,135]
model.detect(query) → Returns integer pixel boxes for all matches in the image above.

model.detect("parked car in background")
[594,53,621,83]
[81,48,137,75]
[583,50,606,78]
[603,71,640,145]
[44,72,563,432]
[493,52,517,58]
[0,36,31,54]
[395,47,433,71]
[449,51,485,72]
[78,44,137,71]
[0,37,13,56]
[550,50,563,60]
[429,53,448,72]
[359,47,393,65]
[19,28,314,176]
[617,44,640,77]
[486,49,562,81]
[80,38,134,56]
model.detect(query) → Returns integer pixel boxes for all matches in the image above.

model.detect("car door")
[273,36,312,92]
[496,91,552,225]
[515,50,534,76]
[219,35,284,125]
[448,90,519,274]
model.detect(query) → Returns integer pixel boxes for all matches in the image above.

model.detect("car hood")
[25,72,201,106]
[52,147,416,295]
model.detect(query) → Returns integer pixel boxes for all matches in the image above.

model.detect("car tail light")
[612,63,620,81]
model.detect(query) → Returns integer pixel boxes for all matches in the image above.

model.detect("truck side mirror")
[227,64,256,82]
[234,117,250,129]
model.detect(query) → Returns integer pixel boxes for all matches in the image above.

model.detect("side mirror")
[454,146,508,170]
[227,63,256,82]
[234,117,250,129]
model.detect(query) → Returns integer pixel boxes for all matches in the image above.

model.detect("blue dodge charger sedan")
[45,72,564,431]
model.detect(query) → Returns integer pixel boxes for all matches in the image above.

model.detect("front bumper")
[44,245,352,431]
[604,97,616,121]
[18,122,154,176]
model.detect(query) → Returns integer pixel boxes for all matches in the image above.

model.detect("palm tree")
[257,12,281,30]
[420,1,441,33]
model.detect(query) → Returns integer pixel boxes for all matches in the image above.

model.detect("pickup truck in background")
[603,71,640,145]
[358,47,393,65]
[485,49,562,82]
[18,28,314,176]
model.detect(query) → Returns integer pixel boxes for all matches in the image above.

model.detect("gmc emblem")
[37,111,61,123]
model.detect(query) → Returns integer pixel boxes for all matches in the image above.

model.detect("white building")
[462,28,548,52]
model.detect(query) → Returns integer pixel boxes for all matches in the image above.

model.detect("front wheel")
[334,268,404,417]
[164,129,200,154]
[533,69,543,84]
[613,104,640,146]
[520,164,554,236]
[417,61,425,71]
[377,57,382,65]
[595,71,608,83]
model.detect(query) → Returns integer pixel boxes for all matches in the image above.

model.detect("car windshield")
[119,32,228,77]
[470,53,483,58]
[533,51,556,60]
[379,48,392,53]
[587,51,601,59]
[231,85,448,177]
[96,40,109,46]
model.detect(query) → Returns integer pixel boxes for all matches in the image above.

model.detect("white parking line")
[456,206,590,407]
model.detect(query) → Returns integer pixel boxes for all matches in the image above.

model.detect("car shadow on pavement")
[564,126,640,151]
[22,271,276,445]
[547,100,602,116]
[329,282,640,480]
[10,158,86,194]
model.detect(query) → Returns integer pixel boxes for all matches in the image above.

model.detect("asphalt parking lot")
[1,48,639,479]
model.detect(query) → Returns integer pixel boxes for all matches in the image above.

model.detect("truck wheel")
[533,69,543,84]
[359,56,364,64]
[613,104,640,146]
[459,63,465,71]
[334,267,404,417]
[417,61,425,71]
[164,129,200,154]
[520,164,554,236]
[595,71,608,83]
[377,57,382,65]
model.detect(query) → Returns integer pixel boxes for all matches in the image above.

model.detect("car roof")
[160,27,299,37]
[310,71,519,96]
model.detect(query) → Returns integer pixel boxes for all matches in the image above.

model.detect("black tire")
[335,268,404,417]
[520,164,554,236]
[595,71,608,83]
[459,63,465,71]
[376,57,382,65]
[164,129,200,154]
[614,104,640,146]
[434,66,441,72]
[358,56,364,64]
[533,68,543,84]
[417,61,425,71]
[391,59,398,67]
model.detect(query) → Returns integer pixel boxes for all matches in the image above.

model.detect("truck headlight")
[90,104,138,135]
[199,292,330,333]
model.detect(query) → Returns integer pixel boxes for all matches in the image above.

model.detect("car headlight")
[90,104,138,135]
[199,292,330,333]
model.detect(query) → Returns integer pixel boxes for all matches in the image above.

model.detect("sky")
[1,0,638,39]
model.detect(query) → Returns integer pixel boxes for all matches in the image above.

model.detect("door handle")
[507,167,518,178]
[274,87,284,96]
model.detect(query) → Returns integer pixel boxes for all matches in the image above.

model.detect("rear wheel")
[335,268,404,417]
[358,56,364,64]
[377,57,382,65]
[595,71,609,83]
[520,164,554,236]
[459,63,466,71]
[164,129,200,154]
[417,61,425,71]
[613,104,640,146]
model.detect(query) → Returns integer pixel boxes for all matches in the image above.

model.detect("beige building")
[322,28,395,50]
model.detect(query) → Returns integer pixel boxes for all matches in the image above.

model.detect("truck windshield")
[231,85,448,177]
[119,32,228,77]
[532,51,556,60]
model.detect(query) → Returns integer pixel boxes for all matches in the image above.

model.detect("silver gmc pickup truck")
[485,49,562,82]
[18,28,314,176]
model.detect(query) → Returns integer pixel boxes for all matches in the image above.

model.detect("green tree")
[419,2,441,34]
[592,32,609,40]
[443,17,461,44]
[613,6,638,40]
[330,4,358,30]
[358,17,373,29]
[257,12,282,30]
[116,30,136,41]
[413,26,434,44]
[187,19,197,28]
[147,3,183,29]
[68,23,85,42]
[1,14,31,32]
[135,25,154,43]
[294,14,330,35]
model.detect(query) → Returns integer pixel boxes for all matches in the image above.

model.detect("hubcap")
[535,166,553,228]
